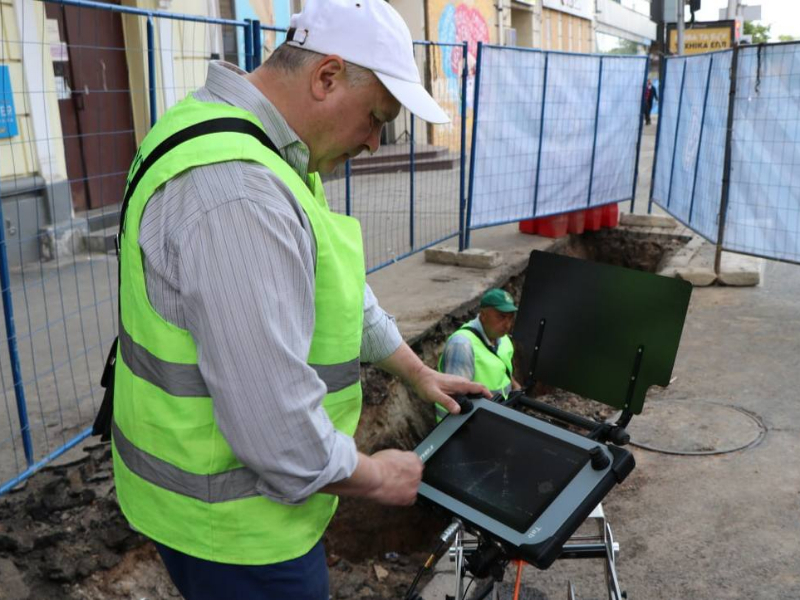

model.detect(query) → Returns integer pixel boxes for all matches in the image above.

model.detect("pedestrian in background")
[106,0,489,598]
[643,78,659,125]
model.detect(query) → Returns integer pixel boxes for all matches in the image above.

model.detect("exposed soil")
[553,228,689,273]
[0,231,676,600]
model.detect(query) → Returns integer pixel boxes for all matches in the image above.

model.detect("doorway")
[45,0,136,212]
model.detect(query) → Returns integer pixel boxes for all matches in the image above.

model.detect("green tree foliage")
[605,39,644,55]
[744,21,771,44]
[778,35,796,42]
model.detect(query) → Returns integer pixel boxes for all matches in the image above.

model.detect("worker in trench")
[436,288,521,421]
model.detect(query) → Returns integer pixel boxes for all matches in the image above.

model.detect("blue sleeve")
[440,334,475,381]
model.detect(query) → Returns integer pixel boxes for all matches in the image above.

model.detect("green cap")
[480,288,518,313]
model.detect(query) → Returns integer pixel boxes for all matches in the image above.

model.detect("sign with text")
[542,0,593,21]
[667,21,737,55]
[0,66,19,139]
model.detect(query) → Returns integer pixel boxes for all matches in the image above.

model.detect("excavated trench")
[0,226,690,600]
[327,227,691,560]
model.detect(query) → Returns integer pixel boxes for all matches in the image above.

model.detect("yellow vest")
[113,96,365,564]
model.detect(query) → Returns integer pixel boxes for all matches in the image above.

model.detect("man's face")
[480,307,516,340]
[313,77,401,174]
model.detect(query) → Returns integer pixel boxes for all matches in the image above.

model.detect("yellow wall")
[542,8,593,53]
[0,0,67,182]
[123,0,216,144]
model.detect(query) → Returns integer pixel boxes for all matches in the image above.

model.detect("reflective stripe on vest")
[112,96,365,565]
[113,419,260,503]
[120,321,360,397]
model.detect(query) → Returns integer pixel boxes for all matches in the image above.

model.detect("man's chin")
[317,155,350,175]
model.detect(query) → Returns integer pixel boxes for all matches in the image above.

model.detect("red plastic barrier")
[568,210,585,235]
[519,218,537,235]
[585,207,603,231]
[601,203,619,228]
[535,214,569,238]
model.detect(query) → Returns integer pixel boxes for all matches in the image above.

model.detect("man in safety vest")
[437,289,521,419]
[106,1,489,598]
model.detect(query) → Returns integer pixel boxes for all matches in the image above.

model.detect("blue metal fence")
[651,42,800,264]
[0,0,660,495]
[0,0,472,493]
[465,43,649,244]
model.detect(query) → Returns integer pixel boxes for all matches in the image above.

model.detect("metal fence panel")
[652,56,686,213]
[0,1,258,493]
[690,50,732,242]
[468,46,646,230]
[528,52,598,217]
[468,46,545,227]
[666,55,713,232]
[590,56,648,207]
[651,52,730,243]
[724,43,800,262]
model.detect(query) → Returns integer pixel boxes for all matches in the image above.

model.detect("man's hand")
[408,366,490,415]
[322,450,422,506]
[377,342,491,415]
[365,449,423,506]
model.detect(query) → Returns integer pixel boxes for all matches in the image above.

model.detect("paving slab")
[619,213,677,229]
[718,251,764,286]
[424,246,502,269]
[659,239,763,288]
[368,225,553,343]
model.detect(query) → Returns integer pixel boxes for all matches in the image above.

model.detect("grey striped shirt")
[138,61,403,505]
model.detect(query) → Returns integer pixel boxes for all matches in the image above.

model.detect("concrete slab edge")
[619,213,678,229]
[424,246,501,269]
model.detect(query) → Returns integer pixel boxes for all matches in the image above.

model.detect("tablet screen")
[423,408,590,532]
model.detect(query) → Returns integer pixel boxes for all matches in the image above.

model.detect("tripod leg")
[603,522,623,600]
[453,529,465,600]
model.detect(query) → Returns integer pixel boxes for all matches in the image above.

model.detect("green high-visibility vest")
[112,95,365,565]
[436,325,514,420]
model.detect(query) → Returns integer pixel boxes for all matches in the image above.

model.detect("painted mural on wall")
[426,0,493,150]
[430,0,493,111]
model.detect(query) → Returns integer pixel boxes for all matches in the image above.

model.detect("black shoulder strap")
[94,118,281,440]
[119,117,280,239]
[461,326,513,381]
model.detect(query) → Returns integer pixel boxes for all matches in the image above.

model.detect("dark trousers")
[155,540,329,600]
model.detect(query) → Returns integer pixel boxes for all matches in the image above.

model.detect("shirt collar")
[202,61,311,179]
[469,316,497,350]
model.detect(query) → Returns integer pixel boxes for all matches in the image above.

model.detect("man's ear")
[310,55,346,101]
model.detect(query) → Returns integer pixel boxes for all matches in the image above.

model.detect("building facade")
[595,0,657,55]
[0,0,278,264]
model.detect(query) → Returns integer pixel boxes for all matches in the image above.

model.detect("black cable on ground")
[404,520,462,600]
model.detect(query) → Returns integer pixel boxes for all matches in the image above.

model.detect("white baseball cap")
[286,0,449,124]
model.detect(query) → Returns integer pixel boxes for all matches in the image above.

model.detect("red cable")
[513,559,524,600]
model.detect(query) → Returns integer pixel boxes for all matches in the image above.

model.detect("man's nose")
[366,124,383,154]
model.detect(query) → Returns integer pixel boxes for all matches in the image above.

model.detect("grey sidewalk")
[374,115,800,600]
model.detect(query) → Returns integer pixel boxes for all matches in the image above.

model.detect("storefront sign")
[0,66,19,139]
[667,21,737,55]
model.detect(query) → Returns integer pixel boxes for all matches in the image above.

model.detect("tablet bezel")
[416,399,618,555]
